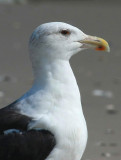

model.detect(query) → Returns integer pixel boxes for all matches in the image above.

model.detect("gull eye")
[60,30,70,36]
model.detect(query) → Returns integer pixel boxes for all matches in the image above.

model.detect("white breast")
[46,108,87,160]
[27,98,87,160]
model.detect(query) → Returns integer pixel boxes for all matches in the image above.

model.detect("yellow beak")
[80,35,110,52]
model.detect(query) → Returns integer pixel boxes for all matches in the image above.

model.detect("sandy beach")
[0,1,121,160]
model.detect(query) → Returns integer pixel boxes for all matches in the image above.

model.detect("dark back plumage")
[0,102,56,160]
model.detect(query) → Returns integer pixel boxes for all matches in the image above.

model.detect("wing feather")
[0,102,56,160]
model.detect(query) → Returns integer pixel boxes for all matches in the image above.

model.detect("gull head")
[29,22,110,61]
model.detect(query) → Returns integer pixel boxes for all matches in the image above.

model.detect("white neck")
[31,58,81,102]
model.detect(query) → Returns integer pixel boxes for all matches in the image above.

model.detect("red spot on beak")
[96,46,105,51]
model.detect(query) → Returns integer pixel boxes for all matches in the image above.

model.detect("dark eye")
[60,30,70,36]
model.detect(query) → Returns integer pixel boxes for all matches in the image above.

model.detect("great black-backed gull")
[0,22,110,160]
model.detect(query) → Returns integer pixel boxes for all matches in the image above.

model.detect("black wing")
[0,102,56,160]
[0,101,32,133]
[0,130,55,160]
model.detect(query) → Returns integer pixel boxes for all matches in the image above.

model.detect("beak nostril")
[95,40,100,42]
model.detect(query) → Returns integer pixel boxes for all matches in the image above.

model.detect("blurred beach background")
[0,0,121,160]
